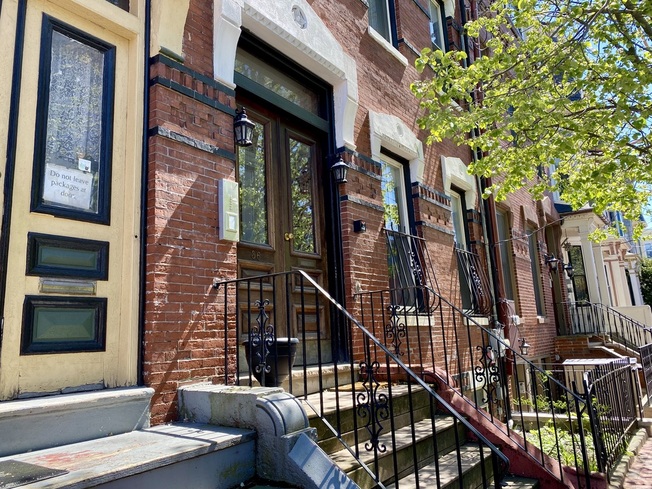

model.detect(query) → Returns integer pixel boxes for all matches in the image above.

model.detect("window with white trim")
[527,226,545,316]
[429,0,446,51]
[369,0,394,44]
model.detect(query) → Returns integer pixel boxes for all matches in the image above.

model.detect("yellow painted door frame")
[0,0,144,399]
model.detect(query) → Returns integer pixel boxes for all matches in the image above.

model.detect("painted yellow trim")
[0,0,145,399]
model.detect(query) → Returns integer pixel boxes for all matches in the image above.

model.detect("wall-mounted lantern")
[331,155,349,185]
[519,337,531,356]
[545,254,559,273]
[234,108,255,147]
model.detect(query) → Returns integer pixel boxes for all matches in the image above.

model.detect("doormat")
[0,459,67,488]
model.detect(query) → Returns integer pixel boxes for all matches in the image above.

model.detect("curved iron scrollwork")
[385,305,407,356]
[474,345,501,405]
[249,299,275,377]
[357,360,390,452]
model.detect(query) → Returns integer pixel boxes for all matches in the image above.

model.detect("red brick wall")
[141,0,564,423]
[144,0,238,421]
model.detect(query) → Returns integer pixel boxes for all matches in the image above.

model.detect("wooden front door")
[0,0,142,399]
[236,102,331,365]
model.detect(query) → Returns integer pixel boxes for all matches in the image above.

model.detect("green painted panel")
[33,307,96,342]
[38,246,98,270]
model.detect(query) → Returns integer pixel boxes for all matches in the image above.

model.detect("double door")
[236,101,331,364]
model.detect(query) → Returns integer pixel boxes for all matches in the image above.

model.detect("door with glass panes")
[236,101,330,365]
[0,0,141,399]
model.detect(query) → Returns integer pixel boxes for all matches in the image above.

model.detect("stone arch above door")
[214,0,359,150]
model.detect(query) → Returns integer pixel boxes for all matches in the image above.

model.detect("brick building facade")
[0,0,567,426]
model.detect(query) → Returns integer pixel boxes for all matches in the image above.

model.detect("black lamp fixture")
[563,262,574,279]
[233,107,255,147]
[519,337,531,356]
[544,254,559,273]
[331,154,349,185]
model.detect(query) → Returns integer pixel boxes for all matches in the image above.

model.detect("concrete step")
[302,384,433,454]
[330,417,468,488]
[239,363,355,396]
[0,387,154,458]
[387,443,495,489]
[0,422,256,489]
[501,475,540,489]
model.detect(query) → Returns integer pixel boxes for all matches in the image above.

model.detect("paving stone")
[623,435,652,488]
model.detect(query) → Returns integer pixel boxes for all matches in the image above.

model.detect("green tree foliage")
[641,258,652,307]
[411,0,652,231]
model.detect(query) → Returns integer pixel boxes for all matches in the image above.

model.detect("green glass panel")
[239,121,268,245]
[289,138,316,253]
[33,307,95,342]
[38,246,98,270]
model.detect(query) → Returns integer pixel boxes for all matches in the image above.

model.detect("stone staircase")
[0,387,256,489]
[303,383,539,489]
[0,380,540,488]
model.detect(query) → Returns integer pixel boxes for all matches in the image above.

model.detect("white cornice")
[214,0,359,149]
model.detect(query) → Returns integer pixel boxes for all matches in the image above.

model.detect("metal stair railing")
[582,358,641,475]
[355,285,640,488]
[213,270,509,489]
[563,301,652,350]
[563,300,652,400]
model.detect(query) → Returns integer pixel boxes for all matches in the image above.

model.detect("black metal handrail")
[562,301,652,350]
[354,285,639,487]
[213,270,509,488]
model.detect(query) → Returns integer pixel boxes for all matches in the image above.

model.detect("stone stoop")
[0,423,256,489]
[178,383,359,489]
[302,384,520,489]
[0,386,258,489]
[0,387,154,458]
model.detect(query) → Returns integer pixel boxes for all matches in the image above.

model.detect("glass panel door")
[236,102,330,367]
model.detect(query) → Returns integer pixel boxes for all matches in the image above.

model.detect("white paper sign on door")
[42,163,94,211]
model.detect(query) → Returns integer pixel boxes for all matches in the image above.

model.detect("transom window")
[235,48,319,115]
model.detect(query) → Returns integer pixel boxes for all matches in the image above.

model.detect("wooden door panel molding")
[0,0,142,399]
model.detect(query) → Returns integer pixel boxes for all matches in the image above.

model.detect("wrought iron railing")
[562,300,652,400]
[385,228,438,293]
[213,270,509,488]
[454,246,493,316]
[355,286,640,487]
[563,301,652,349]
[583,358,640,473]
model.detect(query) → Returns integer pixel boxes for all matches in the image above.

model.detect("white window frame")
[450,190,467,250]
[429,0,446,51]
[527,226,545,316]
[380,155,410,232]
[369,0,393,44]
